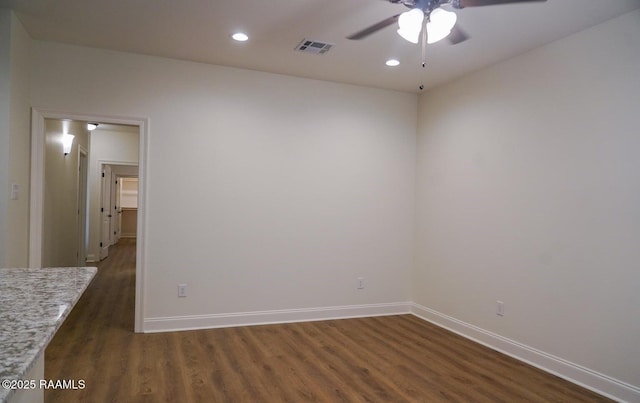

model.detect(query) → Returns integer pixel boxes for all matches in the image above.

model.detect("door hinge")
[101,207,104,212]
[102,172,105,178]
[100,242,103,247]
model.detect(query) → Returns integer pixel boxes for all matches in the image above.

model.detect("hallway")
[45,238,137,401]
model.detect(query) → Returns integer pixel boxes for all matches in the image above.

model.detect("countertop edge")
[0,267,97,403]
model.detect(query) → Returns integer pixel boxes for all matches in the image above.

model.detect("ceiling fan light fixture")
[397,8,424,44]
[385,59,400,67]
[426,8,457,44]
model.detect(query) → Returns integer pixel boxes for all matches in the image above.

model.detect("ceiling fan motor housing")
[394,0,447,12]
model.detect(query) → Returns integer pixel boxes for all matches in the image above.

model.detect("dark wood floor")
[45,239,611,402]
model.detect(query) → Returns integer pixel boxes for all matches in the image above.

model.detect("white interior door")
[114,175,122,243]
[100,164,112,260]
[110,172,120,245]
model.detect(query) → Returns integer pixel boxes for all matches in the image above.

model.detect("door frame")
[100,164,113,260]
[77,145,89,266]
[30,108,148,333]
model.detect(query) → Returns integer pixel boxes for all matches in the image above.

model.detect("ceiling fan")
[347,0,547,45]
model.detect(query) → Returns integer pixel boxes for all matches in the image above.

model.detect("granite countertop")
[0,267,97,402]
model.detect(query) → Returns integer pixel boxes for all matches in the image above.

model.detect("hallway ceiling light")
[87,123,99,131]
[232,32,249,42]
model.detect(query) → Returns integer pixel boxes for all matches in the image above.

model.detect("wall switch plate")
[357,277,365,289]
[496,300,504,316]
[178,284,187,297]
[10,183,19,200]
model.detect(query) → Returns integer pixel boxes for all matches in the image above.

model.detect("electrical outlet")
[178,284,187,298]
[357,277,365,289]
[496,300,504,316]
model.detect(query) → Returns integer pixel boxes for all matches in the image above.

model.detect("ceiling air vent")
[295,39,334,55]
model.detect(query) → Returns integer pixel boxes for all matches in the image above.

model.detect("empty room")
[1,0,639,402]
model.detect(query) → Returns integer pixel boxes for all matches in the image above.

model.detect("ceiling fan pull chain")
[419,16,428,90]
[421,16,428,68]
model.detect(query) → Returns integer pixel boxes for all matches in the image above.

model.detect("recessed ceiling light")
[232,32,249,42]
[385,59,400,67]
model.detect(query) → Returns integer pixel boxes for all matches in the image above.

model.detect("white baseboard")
[86,254,98,263]
[143,302,412,333]
[411,303,639,403]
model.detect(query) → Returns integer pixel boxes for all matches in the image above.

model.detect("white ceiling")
[2,0,639,93]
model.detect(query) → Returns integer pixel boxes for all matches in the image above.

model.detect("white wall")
[0,9,30,267]
[0,10,9,266]
[30,42,416,323]
[42,119,89,266]
[414,9,640,392]
[6,10,31,266]
[87,125,139,261]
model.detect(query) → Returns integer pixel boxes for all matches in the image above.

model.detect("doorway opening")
[118,177,139,240]
[99,163,139,261]
[30,109,148,333]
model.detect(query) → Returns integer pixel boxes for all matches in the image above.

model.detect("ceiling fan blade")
[347,14,400,40]
[453,0,546,8]
[447,25,469,44]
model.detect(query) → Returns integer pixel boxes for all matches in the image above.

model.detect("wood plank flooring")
[45,239,611,402]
